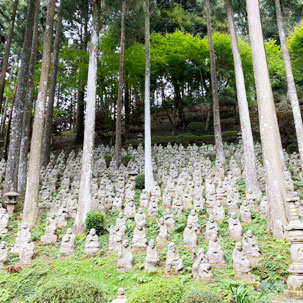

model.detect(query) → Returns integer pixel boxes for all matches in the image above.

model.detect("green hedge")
[135,174,145,189]
[187,122,205,135]
[127,279,184,303]
[85,211,105,235]
[33,277,104,303]
[183,290,224,303]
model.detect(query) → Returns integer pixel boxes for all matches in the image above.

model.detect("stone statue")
[0,205,9,235]
[135,208,146,227]
[41,213,58,244]
[109,225,123,252]
[19,237,35,266]
[116,212,127,235]
[84,228,100,254]
[187,209,201,232]
[0,241,8,268]
[144,239,160,270]
[192,248,213,282]
[156,218,170,247]
[228,212,243,240]
[133,223,147,248]
[183,223,198,248]
[240,201,252,224]
[206,215,218,241]
[12,223,31,254]
[111,288,127,303]
[243,230,263,265]
[165,242,184,274]
[206,235,226,269]
[213,201,225,221]
[60,228,75,254]
[117,240,134,271]
[164,209,175,230]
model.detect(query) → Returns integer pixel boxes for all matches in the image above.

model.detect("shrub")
[104,154,112,167]
[127,279,184,303]
[135,174,145,189]
[187,122,204,135]
[33,277,104,303]
[85,211,105,235]
[183,290,224,303]
[222,131,238,142]
[121,155,132,166]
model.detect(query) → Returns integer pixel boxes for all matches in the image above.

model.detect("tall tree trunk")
[22,0,56,228]
[274,0,303,174]
[4,0,37,195]
[124,73,130,140]
[144,0,154,192]
[18,0,40,194]
[205,0,225,164]
[75,89,85,144]
[172,78,186,131]
[42,0,63,168]
[246,0,288,238]
[73,0,100,234]
[225,0,261,198]
[0,0,19,111]
[114,0,126,167]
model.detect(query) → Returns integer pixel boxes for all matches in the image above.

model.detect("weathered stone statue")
[240,201,252,224]
[135,208,146,227]
[41,213,58,244]
[213,201,225,221]
[243,230,263,265]
[144,239,160,270]
[183,223,198,248]
[12,223,31,254]
[0,241,8,268]
[124,201,136,218]
[60,228,75,254]
[228,212,243,240]
[116,212,127,235]
[19,238,35,267]
[156,218,170,247]
[0,204,9,235]
[164,209,175,230]
[206,215,218,241]
[109,225,123,252]
[165,242,184,274]
[117,240,134,271]
[111,288,127,303]
[232,242,254,281]
[192,248,213,283]
[206,235,226,269]
[187,209,201,232]
[133,223,147,248]
[259,196,267,216]
[84,228,100,254]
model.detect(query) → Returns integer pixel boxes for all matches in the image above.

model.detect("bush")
[187,122,205,135]
[104,154,112,167]
[127,279,184,303]
[135,174,145,189]
[85,211,105,235]
[33,277,104,303]
[183,290,224,303]
[222,130,238,142]
[121,155,132,166]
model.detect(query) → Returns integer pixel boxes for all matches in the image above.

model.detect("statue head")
[236,242,242,251]
[90,228,96,236]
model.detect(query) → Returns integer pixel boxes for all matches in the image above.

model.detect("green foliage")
[186,122,204,135]
[104,154,112,167]
[135,174,145,189]
[229,284,264,303]
[85,212,105,235]
[121,155,133,166]
[127,279,184,303]
[182,290,224,303]
[33,277,104,303]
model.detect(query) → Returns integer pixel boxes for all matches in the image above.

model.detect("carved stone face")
[247,230,253,238]
[123,240,129,248]
[90,228,96,236]
[236,242,242,251]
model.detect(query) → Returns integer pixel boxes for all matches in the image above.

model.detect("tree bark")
[18,0,40,194]
[205,0,225,164]
[4,0,37,195]
[0,0,19,112]
[246,0,288,238]
[172,77,186,131]
[144,0,154,192]
[42,0,63,168]
[114,0,126,167]
[75,89,85,145]
[225,0,261,198]
[274,0,303,174]
[124,74,130,140]
[22,0,56,228]
[73,0,101,234]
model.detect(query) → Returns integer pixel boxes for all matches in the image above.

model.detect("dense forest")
[0,0,303,302]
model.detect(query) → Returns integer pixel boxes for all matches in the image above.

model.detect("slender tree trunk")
[225,0,261,198]
[114,0,126,167]
[42,1,63,168]
[73,0,100,234]
[4,0,37,195]
[0,0,19,111]
[18,0,40,194]
[22,0,56,228]
[205,0,225,163]
[125,74,130,140]
[75,89,85,144]
[246,0,288,238]
[172,78,186,131]
[274,0,303,174]
[144,0,154,192]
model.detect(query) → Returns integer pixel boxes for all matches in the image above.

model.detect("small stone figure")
[206,215,218,241]
[41,213,58,244]
[156,218,170,247]
[0,204,9,235]
[164,209,175,230]
[12,223,31,254]
[240,201,252,224]
[84,228,100,254]
[133,223,147,248]
[192,248,214,283]
[187,209,201,232]
[243,230,263,265]
[213,201,225,221]
[116,212,127,235]
[165,242,184,274]
[117,240,134,271]
[0,241,8,268]
[19,238,35,267]
[124,201,136,218]
[228,212,243,240]
[109,225,123,252]
[135,208,147,227]
[183,223,198,248]
[144,239,160,270]
[259,196,267,216]
[60,228,75,254]
[57,202,68,228]
[232,242,254,281]
[111,288,127,303]
[206,235,226,269]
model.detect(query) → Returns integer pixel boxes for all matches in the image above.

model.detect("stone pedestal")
[3,192,19,216]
